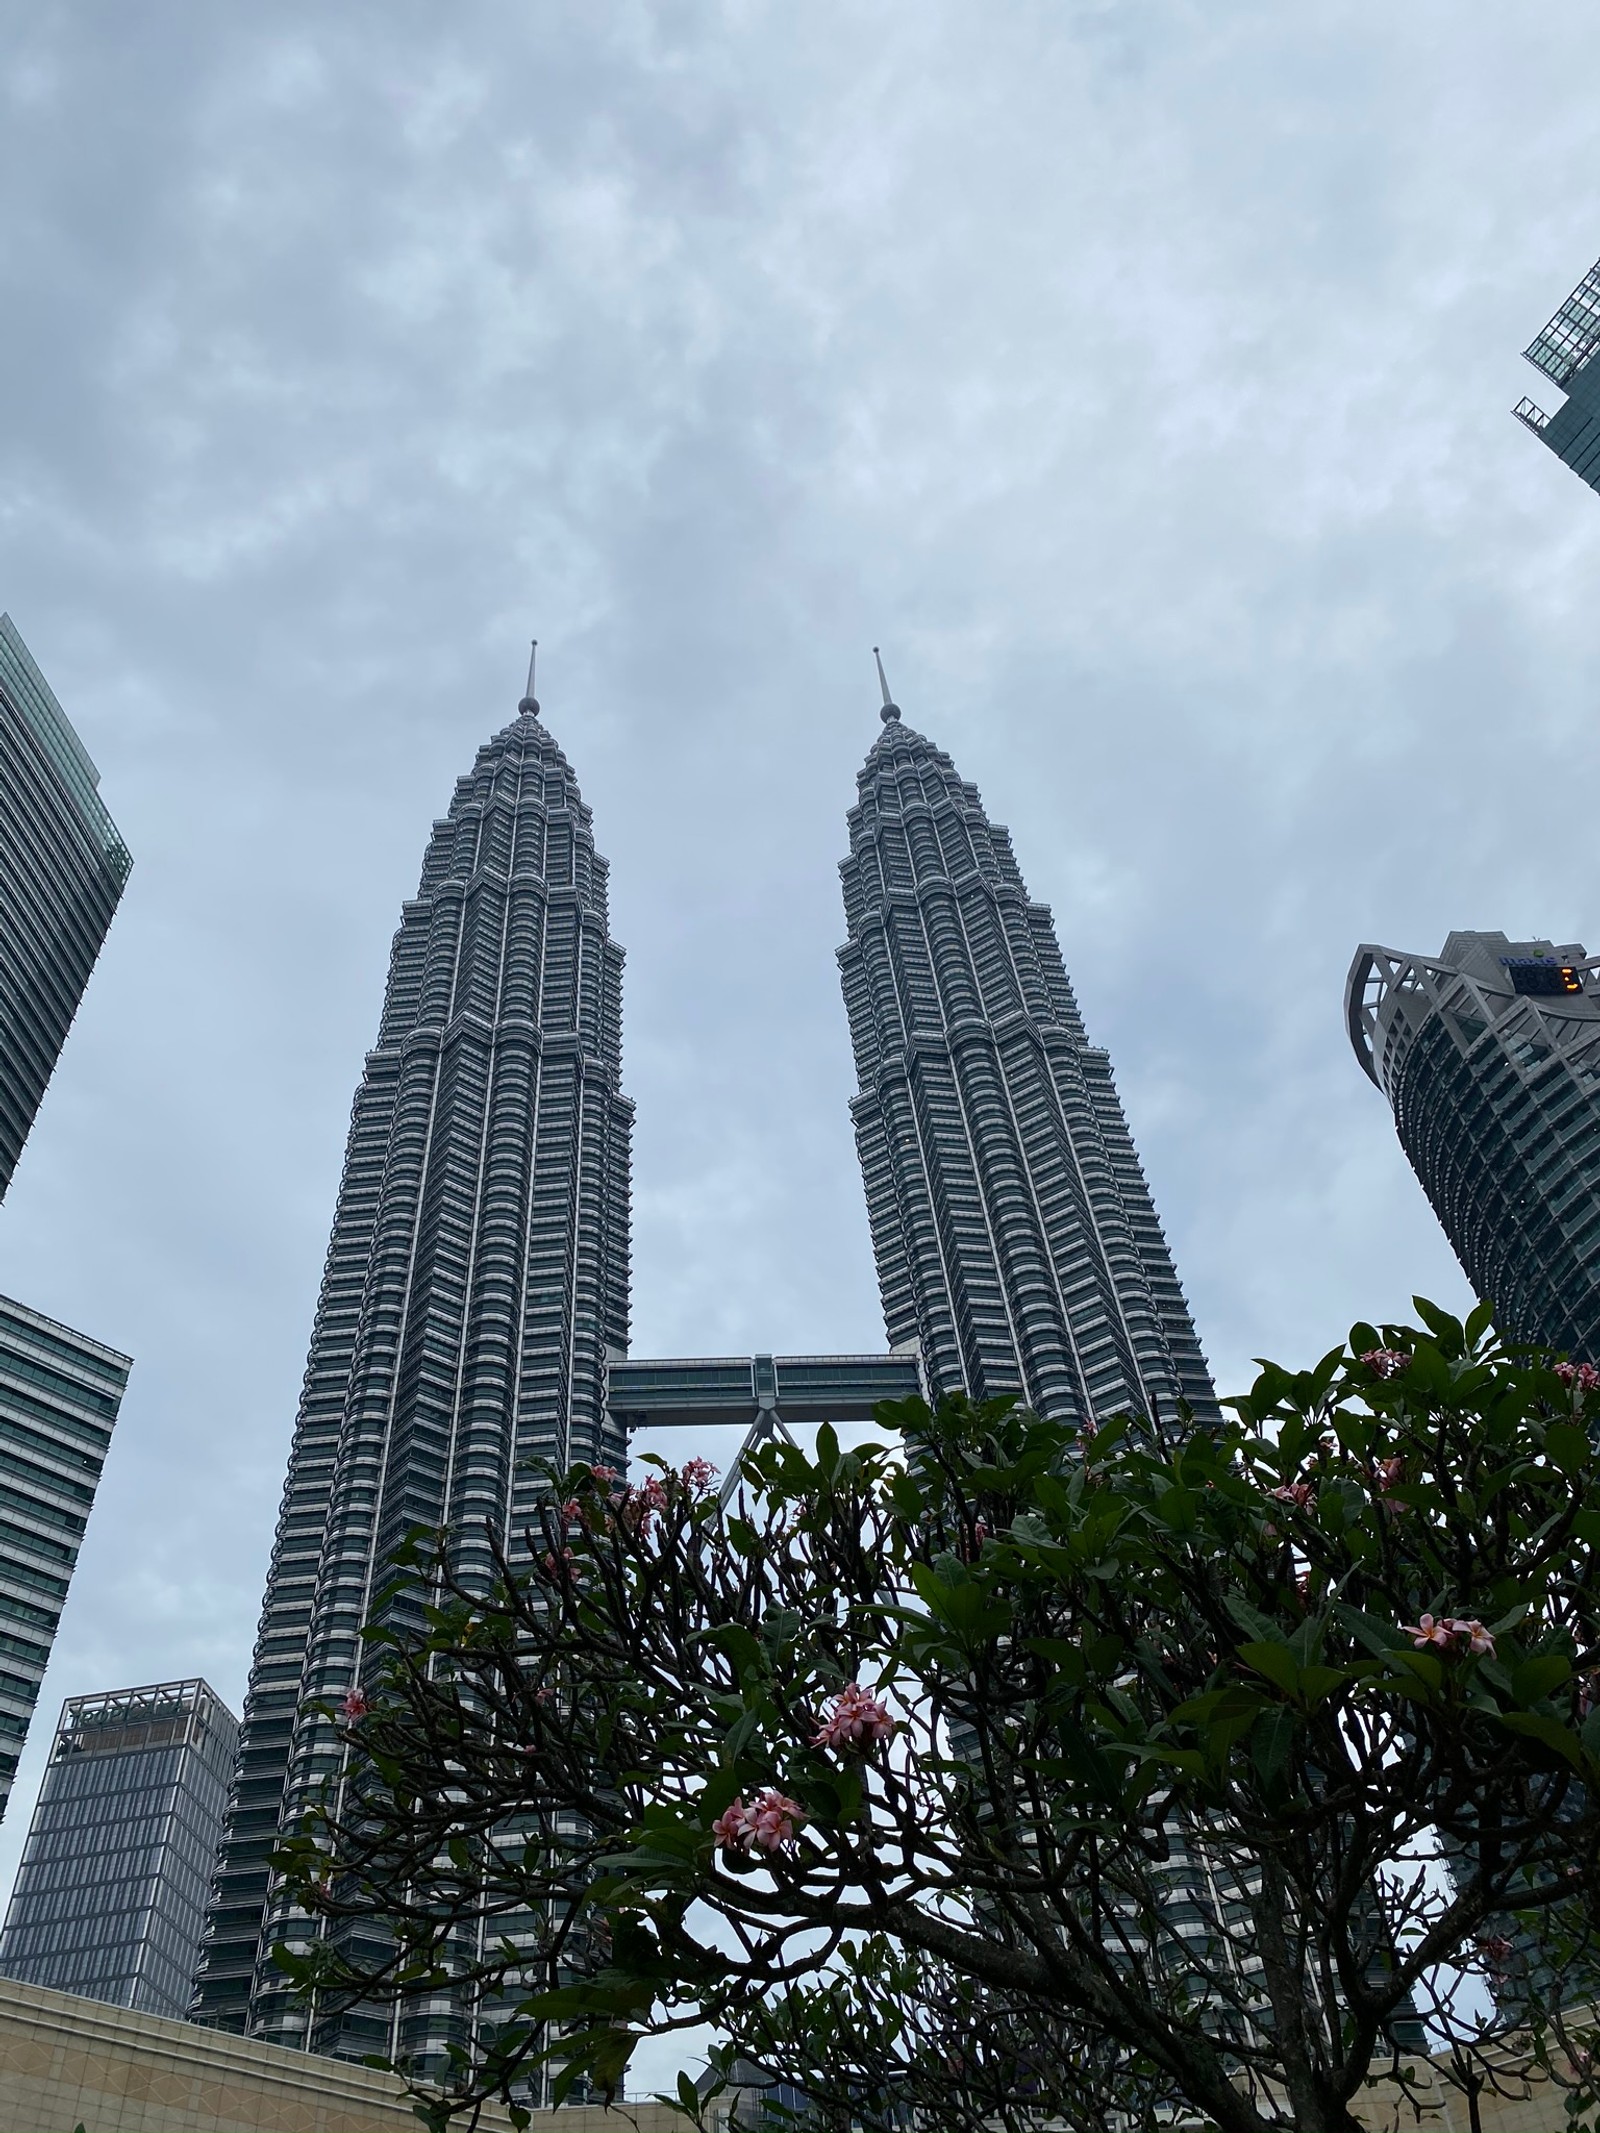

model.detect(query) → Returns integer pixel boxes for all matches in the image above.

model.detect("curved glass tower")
[1348,930,1600,1357]
[838,671,1216,1430]
[0,613,131,1202]
[193,673,632,2062]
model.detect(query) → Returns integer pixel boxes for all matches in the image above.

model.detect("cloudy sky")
[2,0,1600,2049]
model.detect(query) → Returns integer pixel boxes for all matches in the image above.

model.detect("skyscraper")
[1347,930,1600,1357]
[0,1296,129,1824]
[837,664,1216,1429]
[0,614,131,1202]
[193,665,633,2072]
[0,1679,238,2017]
[1513,253,1600,497]
[0,617,132,1818]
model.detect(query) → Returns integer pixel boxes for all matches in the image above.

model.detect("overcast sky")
[2,0,1599,2055]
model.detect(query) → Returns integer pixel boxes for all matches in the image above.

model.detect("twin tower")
[193,661,1218,2053]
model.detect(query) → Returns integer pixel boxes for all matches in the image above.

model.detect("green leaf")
[702,1623,765,1682]
[1511,1654,1573,1704]
[1153,1485,1198,1534]
[1465,1299,1495,1347]
[1239,1642,1301,1697]
[1412,1298,1464,1357]
[1251,1705,1296,1789]
[1496,1709,1587,1770]
[1545,1423,1590,1477]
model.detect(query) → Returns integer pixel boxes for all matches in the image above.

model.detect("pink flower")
[560,1497,584,1524]
[534,1684,554,1706]
[1375,1456,1405,1493]
[1476,1933,1513,1965]
[339,1688,369,1721]
[590,1464,621,1485]
[1402,1613,1455,1651]
[711,1787,805,1854]
[812,1684,896,1753]
[681,1457,719,1495]
[1077,1417,1099,1441]
[1270,1482,1314,1508]
[711,1797,753,1850]
[542,1547,575,1577]
[1450,1617,1496,1657]
[1400,1613,1495,1657]
[1361,1348,1411,1380]
[1555,1360,1600,1392]
[749,1789,804,1851]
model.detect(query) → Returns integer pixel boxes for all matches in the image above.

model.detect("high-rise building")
[837,665,1216,1429]
[1347,930,1600,1357]
[0,619,133,1814]
[0,1296,129,1823]
[0,614,131,1202]
[193,667,633,2078]
[1513,254,1600,497]
[0,1679,237,2017]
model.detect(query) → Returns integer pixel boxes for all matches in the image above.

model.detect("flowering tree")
[275,1305,1600,2133]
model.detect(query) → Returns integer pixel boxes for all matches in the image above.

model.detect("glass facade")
[193,685,632,2082]
[1513,255,1600,497]
[0,1679,237,2017]
[837,690,1217,1429]
[0,1296,129,1822]
[1348,931,1600,1357]
[0,614,131,1203]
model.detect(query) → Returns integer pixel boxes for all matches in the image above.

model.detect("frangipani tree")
[276,1304,1600,2133]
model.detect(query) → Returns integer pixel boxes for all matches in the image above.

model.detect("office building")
[0,618,134,1813]
[837,662,1217,1429]
[0,1295,129,1821]
[194,662,633,2084]
[1348,931,1600,1357]
[0,1679,237,2016]
[0,614,131,1202]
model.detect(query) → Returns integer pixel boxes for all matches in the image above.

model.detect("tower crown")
[873,647,900,723]
[518,637,540,718]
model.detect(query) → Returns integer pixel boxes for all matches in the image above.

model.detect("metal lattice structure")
[193,677,633,2070]
[1347,930,1600,1357]
[837,674,1217,1431]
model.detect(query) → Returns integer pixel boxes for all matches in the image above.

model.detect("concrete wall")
[0,1976,684,2133]
[0,1969,1573,2133]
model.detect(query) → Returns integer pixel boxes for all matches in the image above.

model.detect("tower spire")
[519,639,540,717]
[873,647,901,723]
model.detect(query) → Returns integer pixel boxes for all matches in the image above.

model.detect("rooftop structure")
[0,1678,237,2017]
[0,1294,129,1821]
[1513,254,1600,496]
[0,614,130,1201]
[1347,931,1600,1356]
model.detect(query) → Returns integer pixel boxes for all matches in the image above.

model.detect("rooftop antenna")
[873,646,900,723]
[518,639,540,717]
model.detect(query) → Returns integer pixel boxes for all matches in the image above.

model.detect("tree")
[275,1304,1600,2133]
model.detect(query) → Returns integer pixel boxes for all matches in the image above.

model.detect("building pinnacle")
[518,638,540,718]
[873,647,901,723]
